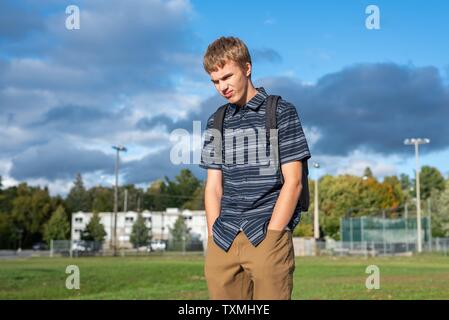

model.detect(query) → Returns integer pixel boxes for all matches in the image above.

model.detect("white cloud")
[126,89,204,121]
[303,126,321,148]
[311,149,400,180]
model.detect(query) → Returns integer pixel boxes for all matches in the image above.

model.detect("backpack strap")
[265,95,284,184]
[212,103,229,188]
[212,103,228,136]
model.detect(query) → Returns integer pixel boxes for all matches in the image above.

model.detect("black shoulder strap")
[265,95,281,135]
[265,95,283,184]
[212,103,228,189]
[212,103,229,164]
[212,103,228,135]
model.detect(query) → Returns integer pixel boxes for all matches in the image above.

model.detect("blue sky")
[0,0,448,196]
[192,0,449,83]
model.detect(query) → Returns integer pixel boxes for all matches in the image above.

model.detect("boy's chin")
[227,95,241,105]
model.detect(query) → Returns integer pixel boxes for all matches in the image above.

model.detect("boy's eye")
[211,74,231,84]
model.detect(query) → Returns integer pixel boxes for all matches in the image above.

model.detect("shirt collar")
[229,87,269,116]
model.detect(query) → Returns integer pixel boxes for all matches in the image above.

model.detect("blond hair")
[203,36,252,74]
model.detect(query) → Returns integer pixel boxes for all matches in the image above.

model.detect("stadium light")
[112,145,127,256]
[404,138,430,253]
[313,162,320,240]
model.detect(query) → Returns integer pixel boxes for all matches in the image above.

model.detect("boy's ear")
[245,62,252,77]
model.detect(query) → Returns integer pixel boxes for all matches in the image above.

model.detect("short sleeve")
[199,114,222,170]
[277,101,311,165]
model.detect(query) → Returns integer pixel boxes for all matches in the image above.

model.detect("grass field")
[1,254,448,299]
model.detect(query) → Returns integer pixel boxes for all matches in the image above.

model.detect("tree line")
[0,166,448,249]
[0,169,204,249]
[296,166,449,239]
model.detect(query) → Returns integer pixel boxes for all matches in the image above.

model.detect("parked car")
[72,240,90,252]
[147,240,166,252]
[32,242,48,251]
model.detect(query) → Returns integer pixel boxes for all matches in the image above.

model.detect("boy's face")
[209,60,251,106]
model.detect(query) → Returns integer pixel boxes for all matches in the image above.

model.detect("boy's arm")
[268,160,303,230]
[268,100,310,231]
[204,168,223,236]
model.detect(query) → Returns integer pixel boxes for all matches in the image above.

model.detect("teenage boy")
[199,36,311,300]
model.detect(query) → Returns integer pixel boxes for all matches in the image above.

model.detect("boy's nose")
[219,82,228,92]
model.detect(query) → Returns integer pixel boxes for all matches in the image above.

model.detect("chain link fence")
[45,237,449,258]
[292,237,449,257]
[49,238,205,257]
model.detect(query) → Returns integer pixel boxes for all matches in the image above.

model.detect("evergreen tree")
[66,173,90,214]
[429,180,449,237]
[81,212,106,242]
[43,205,70,245]
[417,166,446,200]
[91,186,114,212]
[363,167,373,178]
[130,213,151,249]
[399,173,413,200]
[169,214,191,251]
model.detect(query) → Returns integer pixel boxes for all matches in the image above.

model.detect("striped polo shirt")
[199,87,311,252]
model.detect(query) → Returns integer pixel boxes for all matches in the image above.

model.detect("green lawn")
[1,254,448,299]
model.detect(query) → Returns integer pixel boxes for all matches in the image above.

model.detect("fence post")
[350,218,353,250]
[182,236,186,255]
[382,211,386,256]
[428,216,432,252]
[404,202,409,253]
[361,217,364,243]
[405,216,409,252]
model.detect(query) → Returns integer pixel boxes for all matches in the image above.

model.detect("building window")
[125,217,134,223]
[75,217,83,223]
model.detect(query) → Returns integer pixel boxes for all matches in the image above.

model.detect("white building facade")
[71,208,208,249]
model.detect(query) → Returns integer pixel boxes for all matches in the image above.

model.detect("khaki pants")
[204,229,295,300]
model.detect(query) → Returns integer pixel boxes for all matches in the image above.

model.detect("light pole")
[313,162,320,240]
[16,228,23,253]
[112,145,127,256]
[404,138,430,253]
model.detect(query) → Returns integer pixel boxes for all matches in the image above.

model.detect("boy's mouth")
[224,91,233,99]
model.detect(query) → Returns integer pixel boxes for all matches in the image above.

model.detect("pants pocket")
[264,229,288,247]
